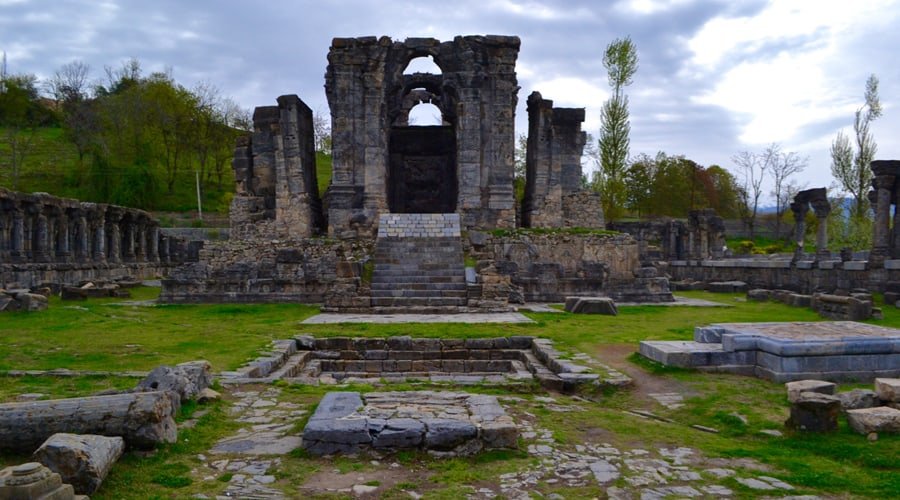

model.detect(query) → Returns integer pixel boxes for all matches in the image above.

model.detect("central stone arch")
[387,64,458,213]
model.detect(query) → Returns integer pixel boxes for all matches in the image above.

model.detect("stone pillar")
[811,199,831,260]
[123,221,136,262]
[105,209,122,264]
[75,215,89,261]
[790,201,808,261]
[93,221,106,262]
[134,221,146,262]
[870,172,895,267]
[148,224,159,262]
[33,211,50,262]
[56,211,70,260]
[10,209,25,259]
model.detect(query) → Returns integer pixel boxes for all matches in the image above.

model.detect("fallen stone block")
[197,388,221,404]
[837,389,879,410]
[846,406,900,435]
[135,360,211,403]
[785,392,840,432]
[874,378,900,402]
[0,462,80,500]
[0,391,177,452]
[707,281,747,293]
[786,380,836,403]
[746,289,771,301]
[14,292,47,312]
[33,433,124,495]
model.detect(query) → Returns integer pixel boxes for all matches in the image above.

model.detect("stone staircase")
[370,213,468,312]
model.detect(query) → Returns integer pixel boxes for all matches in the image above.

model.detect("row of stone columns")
[0,189,171,265]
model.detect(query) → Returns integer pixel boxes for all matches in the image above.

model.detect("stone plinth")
[640,321,900,382]
[301,391,517,456]
[786,392,840,432]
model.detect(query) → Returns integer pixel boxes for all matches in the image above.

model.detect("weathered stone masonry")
[523,91,602,229]
[325,35,520,238]
[0,189,185,287]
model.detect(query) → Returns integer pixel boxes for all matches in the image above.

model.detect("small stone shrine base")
[639,321,900,382]
[302,391,517,456]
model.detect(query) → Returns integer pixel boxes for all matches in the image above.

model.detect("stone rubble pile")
[785,378,900,436]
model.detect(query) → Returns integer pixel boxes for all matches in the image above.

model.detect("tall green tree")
[831,74,881,218]
[0,73,53,190]
[596,36,638,221]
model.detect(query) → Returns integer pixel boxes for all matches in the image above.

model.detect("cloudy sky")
[2,0,899,203]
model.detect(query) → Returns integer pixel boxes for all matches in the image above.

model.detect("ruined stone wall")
[159,237,372,303]
[325,35,520,238]
[466,231,672,302]
[667,259,900,294]
[523,92,601,229]
[0,189,185,288]
[230,95,323,240]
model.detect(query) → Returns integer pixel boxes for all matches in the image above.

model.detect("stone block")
[422,418,478,450]
[33,433,124,495]
[846,406,900,434]
[708,281,747,293]
[874,378,900,402]
[786,380,836,403]
[785,392,840,432]
[371,418,425,448]
[481,421,518,448]
[837,389,879,410]
[747,289,771,301]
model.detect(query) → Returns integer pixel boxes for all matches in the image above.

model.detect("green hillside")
[0,126,334,216]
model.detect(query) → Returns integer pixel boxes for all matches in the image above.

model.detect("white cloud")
[615,0,695,16]
[488,0,595,20]
[529,76,607,108]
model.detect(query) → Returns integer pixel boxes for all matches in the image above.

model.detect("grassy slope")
[0,290,897,498]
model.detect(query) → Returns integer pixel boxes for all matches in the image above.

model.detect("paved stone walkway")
[187,386,817,499]
[301,312,534,324]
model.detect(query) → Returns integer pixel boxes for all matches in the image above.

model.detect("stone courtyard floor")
[187,382,821,500]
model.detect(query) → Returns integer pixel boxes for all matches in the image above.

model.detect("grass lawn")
[0,288,897,498]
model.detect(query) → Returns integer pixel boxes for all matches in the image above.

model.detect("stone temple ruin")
[161,35,670,309]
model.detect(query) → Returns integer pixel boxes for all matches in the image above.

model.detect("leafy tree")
[831,74,881,218]
[313,110,331,154]
[596,36,638,221]
[0,73,53,190]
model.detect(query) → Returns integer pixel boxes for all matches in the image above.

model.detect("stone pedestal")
[785,392,840,432]
[0,462,79,500]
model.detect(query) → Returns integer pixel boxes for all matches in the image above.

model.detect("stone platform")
[639,321,900,382]
[301,391,516,456]
[219,335,632,392]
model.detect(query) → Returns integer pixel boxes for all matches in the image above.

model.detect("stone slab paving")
[187,385,823,499]
[202,387,306,499]
[301,312,534,324]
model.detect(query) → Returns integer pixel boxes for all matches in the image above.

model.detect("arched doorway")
[387,57,458,214]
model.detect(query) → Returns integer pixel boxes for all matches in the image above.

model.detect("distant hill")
[0,126,334,215]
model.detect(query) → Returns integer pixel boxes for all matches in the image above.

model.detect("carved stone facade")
[523,91,602,228]
[0,189,186,287]
[325,36,520,238]
[230,95,324,240]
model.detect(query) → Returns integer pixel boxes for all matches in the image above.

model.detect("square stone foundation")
[301,391,517,456]
[640,321,900,382]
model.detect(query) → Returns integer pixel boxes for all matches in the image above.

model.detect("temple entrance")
[388,124,457,213]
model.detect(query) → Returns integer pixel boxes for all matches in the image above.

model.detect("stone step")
[370,289,469,299]
[373,263,465,271]
[372,271,466,280]
[370,282,468,291]
[371,297,468,307]
[371,278,466,287]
